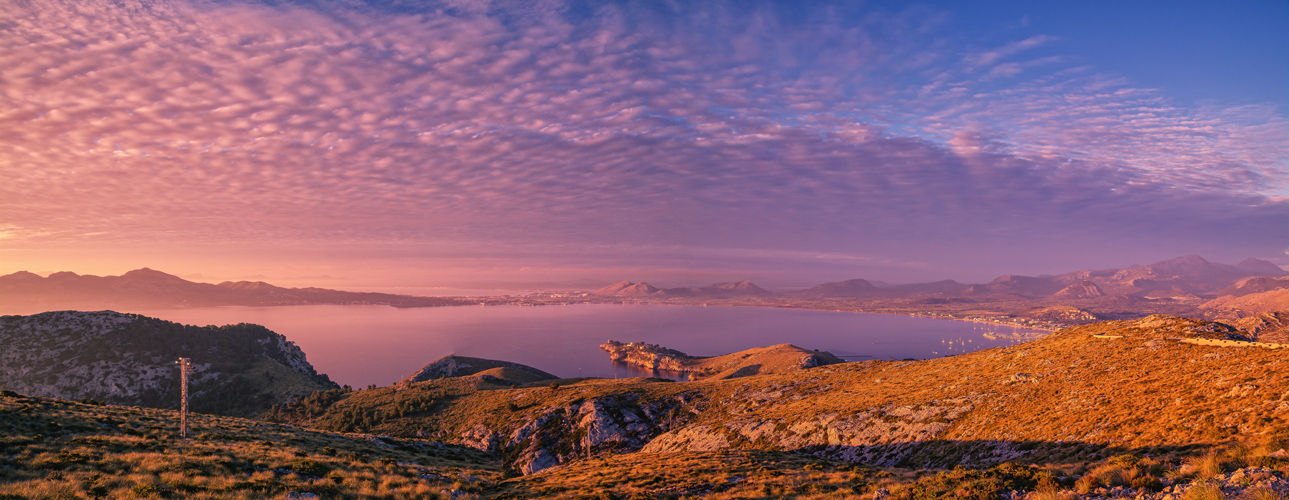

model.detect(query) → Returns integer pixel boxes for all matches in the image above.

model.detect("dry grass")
[1241,487,1289,500]
[1187,483,1231,500]
[0,392,499,499]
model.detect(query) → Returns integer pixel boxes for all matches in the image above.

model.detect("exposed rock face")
[459,394,686,474]
[401,355,557,384]
[0,311,336,416]
[599,341,697,372]
[1050,280,1105,299]
[1227,311,1289,344]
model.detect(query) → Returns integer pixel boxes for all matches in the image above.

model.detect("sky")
[1,0,1286,289]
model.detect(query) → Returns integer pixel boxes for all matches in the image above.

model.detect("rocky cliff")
[599,340,697,372]
[600,340,844,380]
[0,310,337,417]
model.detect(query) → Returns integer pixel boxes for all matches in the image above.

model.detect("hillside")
[402,355,558,385]
[264,315,1289,486]
[0,311,337,417]
[10,389,1285,500]
[0,391,500,499]
[0,268,469,313]
[1202,289,1289,320]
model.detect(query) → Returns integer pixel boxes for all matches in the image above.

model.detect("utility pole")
[175,358,192,439]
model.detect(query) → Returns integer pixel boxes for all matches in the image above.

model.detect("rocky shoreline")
[599,340,701,372]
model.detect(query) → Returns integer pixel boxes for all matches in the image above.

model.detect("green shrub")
[131,483,174,498]
[286,459,331,477]
[1131,476,1163,492]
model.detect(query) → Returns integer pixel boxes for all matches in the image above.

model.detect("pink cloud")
[0,1,1285,282]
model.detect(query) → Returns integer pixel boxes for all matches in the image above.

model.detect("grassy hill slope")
[0,391,499,499]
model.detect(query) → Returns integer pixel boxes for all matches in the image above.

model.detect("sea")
[133,303,1046,388]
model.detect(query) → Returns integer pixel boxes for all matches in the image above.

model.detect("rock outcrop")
[600,341,845,380]
[599,341,697,372]
[459,394,688,474]
[1226,311,1289,344]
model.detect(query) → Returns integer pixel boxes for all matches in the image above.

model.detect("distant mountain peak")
[1051,280,1105,299]
[594,281,661,296]
[121,268,185,281]
[796,278,877,298]
[699,281,770,296]
[1235,258,1287,276]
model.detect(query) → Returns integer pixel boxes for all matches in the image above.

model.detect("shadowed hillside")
[0,311,337,417]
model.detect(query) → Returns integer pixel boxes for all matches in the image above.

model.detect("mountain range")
[0,267,468,312]
[595,255,1286,301]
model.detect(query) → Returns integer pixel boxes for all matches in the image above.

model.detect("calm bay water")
[135,304,1045,387]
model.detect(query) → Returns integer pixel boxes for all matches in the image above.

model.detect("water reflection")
[610,361,691,381]
[133,304,1049,388]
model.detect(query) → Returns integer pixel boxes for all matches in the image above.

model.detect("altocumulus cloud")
[1,0,1286,277]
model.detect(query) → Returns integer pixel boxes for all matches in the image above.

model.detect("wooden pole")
[176,358,191,438]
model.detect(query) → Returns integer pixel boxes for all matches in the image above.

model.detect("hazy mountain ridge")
[0,268,470,312]
[596,255,1284,302]
[589,256,1287,331]
[593,280,770,298]
[0,311,337,417]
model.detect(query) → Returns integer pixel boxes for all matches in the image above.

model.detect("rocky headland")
[600,340,846,380]
[0,310,336,417]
